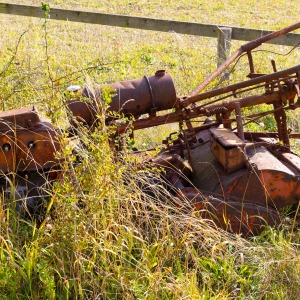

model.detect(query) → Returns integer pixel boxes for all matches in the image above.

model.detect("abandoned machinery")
[2,22,300,235]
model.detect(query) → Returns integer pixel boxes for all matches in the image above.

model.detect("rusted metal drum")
[84,70,177,116]
[67,70,177,127]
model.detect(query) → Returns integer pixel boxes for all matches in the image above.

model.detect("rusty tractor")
[2,22,300,235]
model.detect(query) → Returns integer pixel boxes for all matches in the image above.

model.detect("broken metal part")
[185,64,300,107]
[176,187,280,236]
[65,48,300,235]
[189,128,300,210]
[0,107,40,130]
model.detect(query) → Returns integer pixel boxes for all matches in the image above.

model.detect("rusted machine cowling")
[68,70,177,127]
[0,107,60,173]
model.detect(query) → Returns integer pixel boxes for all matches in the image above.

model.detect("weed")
[0,1,300,299]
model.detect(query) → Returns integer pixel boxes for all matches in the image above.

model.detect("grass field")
[1,1,300,299]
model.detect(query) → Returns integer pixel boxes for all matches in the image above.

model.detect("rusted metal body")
[2,22,300,234]
[0,107,60,217]
[66,22,300,235]
[0,107,60,172]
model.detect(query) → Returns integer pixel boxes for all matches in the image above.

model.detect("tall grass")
[1,120,300,299]
[0,1,300,299]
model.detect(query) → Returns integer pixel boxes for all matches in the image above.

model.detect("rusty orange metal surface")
[0,108,60,173]
[15,123,60,172]
[176,187,280,236]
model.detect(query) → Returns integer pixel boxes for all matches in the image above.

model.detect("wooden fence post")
[217,27,232,81]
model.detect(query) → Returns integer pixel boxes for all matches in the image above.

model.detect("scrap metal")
[2,22,300,235]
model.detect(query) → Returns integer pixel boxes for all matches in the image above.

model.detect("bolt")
[3,143,11,152]
[28,141,35,149]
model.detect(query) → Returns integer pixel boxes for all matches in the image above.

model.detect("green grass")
[1,1,300,299]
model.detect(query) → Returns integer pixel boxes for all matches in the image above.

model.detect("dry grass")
[0,1,300,299]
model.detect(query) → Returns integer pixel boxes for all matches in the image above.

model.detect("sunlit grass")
[1,1,300,299]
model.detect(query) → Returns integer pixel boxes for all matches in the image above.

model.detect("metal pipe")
[234,102,244,140]
[185,64,300,106]
[189,22,300,97]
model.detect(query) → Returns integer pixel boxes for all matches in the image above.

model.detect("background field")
[1,0,300,101]
[1,1,300,299]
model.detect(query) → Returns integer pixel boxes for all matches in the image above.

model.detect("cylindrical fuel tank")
[84,70,176,116]
[67,70,177,127]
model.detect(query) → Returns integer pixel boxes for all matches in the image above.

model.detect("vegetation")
[0,1,300,299]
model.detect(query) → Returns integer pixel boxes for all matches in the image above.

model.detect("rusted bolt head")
[28,141,35,149]
[3,143,11,152]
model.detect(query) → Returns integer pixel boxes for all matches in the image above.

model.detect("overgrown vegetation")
[1,1,300,299]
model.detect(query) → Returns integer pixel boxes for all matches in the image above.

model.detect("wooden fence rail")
[1,2,300,47]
